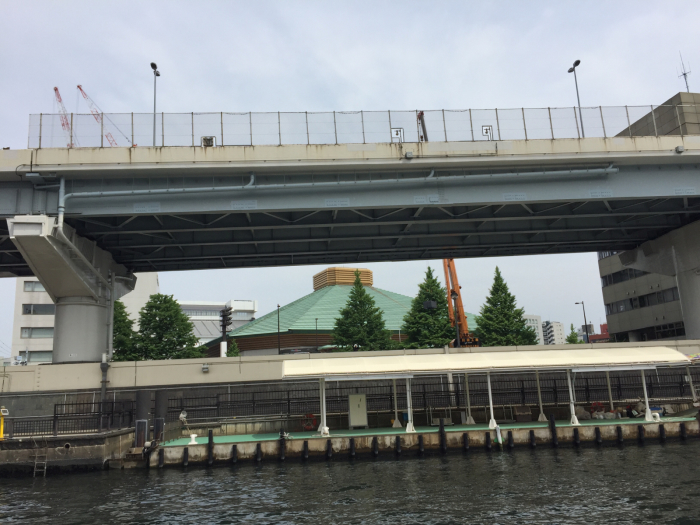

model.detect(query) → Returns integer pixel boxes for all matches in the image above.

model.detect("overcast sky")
[1,1,698,356]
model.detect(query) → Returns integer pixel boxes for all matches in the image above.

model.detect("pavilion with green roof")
[205,267,477,356]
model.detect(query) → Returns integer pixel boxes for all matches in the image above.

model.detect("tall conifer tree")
[474,267,538,346]
[401,267,454,348]
[332,271,391,351]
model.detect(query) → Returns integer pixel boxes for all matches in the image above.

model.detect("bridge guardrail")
[27,104,697,149]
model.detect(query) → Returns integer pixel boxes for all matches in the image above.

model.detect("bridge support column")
[7,215,135,363]
[619,221,700,339]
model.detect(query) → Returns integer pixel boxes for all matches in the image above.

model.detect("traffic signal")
[220,307,233,334]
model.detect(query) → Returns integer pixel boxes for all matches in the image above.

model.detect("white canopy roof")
[281,346,691,380]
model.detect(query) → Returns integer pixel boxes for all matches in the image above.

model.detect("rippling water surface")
[2,441,700,524]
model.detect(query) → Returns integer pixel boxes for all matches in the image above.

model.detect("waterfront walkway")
[163,415,697,446]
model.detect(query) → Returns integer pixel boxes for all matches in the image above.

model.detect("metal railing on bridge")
[27,104,696,149]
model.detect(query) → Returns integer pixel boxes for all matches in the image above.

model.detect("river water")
[2,441,699,524]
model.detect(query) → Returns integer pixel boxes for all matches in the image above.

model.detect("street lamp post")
[150,62,160,146]
[575,301,590,343]
[277,304,281,354]
[567,59,584,138]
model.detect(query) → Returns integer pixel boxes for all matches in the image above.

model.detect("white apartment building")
[178,300,258,346]
[11,273,160,365]
[542,320,566,345]
[523,314,544,345]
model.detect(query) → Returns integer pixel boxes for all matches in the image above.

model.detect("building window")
[20,327,54,339]
[605,286,679,315]
[598,251,620,260]
[28,351,53,363]
[600,268,649,288]
[22,304,56,315]
[23,281,46,292]
[181,309,221,317]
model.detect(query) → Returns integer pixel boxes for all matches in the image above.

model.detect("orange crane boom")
[443,258,479,347]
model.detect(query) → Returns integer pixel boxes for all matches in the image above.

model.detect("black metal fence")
[166,369,700,423]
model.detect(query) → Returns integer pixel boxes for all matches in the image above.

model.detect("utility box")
[348,394,368,429]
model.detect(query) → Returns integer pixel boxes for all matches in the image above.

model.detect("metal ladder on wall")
[32,437,48,477]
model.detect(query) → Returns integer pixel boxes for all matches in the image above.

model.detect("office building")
[179,300,257,346]
[542,320,566,345]
[523,314,544,345]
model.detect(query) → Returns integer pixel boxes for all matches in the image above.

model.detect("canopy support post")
[318,378,329,436]
[405,378,415,432]
[606,371,615,411]
[392,379,402,428]
[464,373,475,425]
[687,366,698,404]
[641,370,653,422]
[566,369,580,426]
[487,371,497,429]
[536,370,547,422]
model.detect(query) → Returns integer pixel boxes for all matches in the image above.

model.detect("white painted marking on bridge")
[413,195,440,205]
[674,187,696,195]
[590,190,614,198]
[133,202,161,213]
[503,193,527,201]
[231,200,258,210]
[325,198,350,207]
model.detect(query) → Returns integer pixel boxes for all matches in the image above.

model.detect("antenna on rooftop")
[678,52,691,93]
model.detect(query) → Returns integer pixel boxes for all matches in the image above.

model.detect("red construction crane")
[443,259,479,348]
[77,85,132,147]
[53,87,76,148]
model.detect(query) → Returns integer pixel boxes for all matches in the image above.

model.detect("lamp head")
[573,59,581,67]
[155,71,160,77]
[568,67,575,73]
[150,62,158,71]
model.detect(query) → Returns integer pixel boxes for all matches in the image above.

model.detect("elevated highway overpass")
[1,122,699,361]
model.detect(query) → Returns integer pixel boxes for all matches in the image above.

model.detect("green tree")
[112,300,138,361]
[473,267,538,347]
[136,294,204,360]
[332,270,392,351]
[401,267,454,348]
[226,338,240,357]
[566,323,583,344]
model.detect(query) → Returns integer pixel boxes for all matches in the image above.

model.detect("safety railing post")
[495,108,501,140]
[442,109,447,141]
[278,111,282,145]
[220,112,224,146]
[131,112,134,147]
[625,105,632,137]
[161,112,164,146]
[70,113,73,148]
[388,110,393,142]
[191,112,194,147]
[675,105,684,137]
[548,107,554,139]
[306,111,310,144]
[38,113,42,149]
[249,112,253,146]
[360,110,365,144]
[333,111,338,145]
[469,109,474,141]
[101,113,104,147]
[522,108,527,140]
[651,105,658,136]
[600,106,606,138]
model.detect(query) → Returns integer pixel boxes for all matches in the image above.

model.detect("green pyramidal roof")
[219,284,477,341]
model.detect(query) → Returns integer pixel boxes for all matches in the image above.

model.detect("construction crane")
[53,87,76,148]
[443,259,479,347]
[77,85,132,147]
[416,111,478,347]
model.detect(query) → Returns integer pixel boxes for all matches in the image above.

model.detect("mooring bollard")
[637,425,645,444]
[616,425,624,445]
[595,427,602,445]
[439,418,447,454]
[507,431,514,450]
[462,433,469,452]
[549,414,558,448]
[395,435,402,456]
[485,432,492,451]
[326,439,333,460]
[680,422,687,440]
[372,436,379,458]
[349,437,356,459]
[255,442,262,463]
[207,429,214,466]
[183,446,189,467]
[231,445,237,464]
[279,432,286,462]
[158,448,164,468]
[659,424,666,443]
[418,435,425,455]
[529,429,536,448]
[302,440,309,461]
[573,428,580,447]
